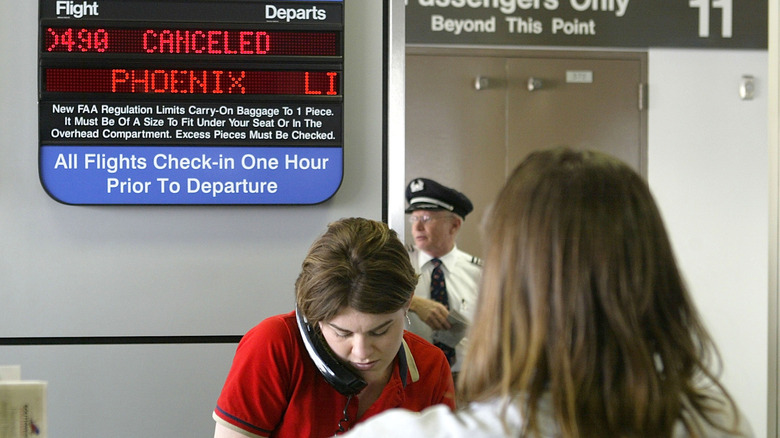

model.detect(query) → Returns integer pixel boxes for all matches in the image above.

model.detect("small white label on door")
[566,70,593,83]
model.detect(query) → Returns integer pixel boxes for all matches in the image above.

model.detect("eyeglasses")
[408,214,451,224]
[409,215,434,224]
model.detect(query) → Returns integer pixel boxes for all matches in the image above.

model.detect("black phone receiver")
[295,306,367,396]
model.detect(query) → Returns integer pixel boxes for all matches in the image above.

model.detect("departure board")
[39,0,344,205]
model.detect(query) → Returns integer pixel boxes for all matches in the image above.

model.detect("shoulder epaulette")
[470,256,483,266]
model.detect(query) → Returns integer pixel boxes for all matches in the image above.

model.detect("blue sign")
[40,145,342,205]
[38,0,345,206]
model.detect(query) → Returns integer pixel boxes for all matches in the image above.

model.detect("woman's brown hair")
[458,148,742,437]
[295,217,418,326]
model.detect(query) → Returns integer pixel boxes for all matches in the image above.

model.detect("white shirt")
[406,245,482,372]
[343,393,753,438]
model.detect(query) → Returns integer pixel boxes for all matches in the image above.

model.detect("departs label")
[40,146,342,205]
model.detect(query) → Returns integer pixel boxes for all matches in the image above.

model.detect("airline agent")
[213,218,455,438]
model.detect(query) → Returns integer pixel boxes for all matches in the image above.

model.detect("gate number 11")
[689,0,733,38]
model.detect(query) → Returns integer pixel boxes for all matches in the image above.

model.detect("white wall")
[1,1,770,435]
[0,1,388,436]
[648,49,768,437]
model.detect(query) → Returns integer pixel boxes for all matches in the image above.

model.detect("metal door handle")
[527,77,542,91]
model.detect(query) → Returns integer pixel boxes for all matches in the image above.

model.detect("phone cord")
[336,394,353,434]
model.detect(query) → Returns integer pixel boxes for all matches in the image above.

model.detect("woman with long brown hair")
[345,148,751,437]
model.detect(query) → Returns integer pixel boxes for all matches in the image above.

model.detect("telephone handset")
[295,306,367,396]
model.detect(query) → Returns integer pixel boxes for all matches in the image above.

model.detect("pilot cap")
[405,178,473,218]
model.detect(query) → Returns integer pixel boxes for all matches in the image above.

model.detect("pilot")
[404,178,482,377]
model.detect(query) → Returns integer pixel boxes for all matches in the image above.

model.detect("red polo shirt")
[213,311,455,438]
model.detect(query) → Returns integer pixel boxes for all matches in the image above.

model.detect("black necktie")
[430,258,456,366]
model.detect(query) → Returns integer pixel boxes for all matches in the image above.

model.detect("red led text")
[44,27,338,56]
[143,30,270,55]
[45,68,341,96]
[46,27,108,52]
[112,69,247,94]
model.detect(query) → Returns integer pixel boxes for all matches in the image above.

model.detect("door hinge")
[638,83,648,111]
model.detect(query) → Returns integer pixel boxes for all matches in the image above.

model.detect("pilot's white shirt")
[406,245,482,373]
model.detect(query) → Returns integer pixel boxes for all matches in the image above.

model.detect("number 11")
[689,0,733,38]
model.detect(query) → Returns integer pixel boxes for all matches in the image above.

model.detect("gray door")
[506,55,646,174]
[406,49,647,257]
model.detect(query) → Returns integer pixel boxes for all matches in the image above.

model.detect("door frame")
[400,46,648,252]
